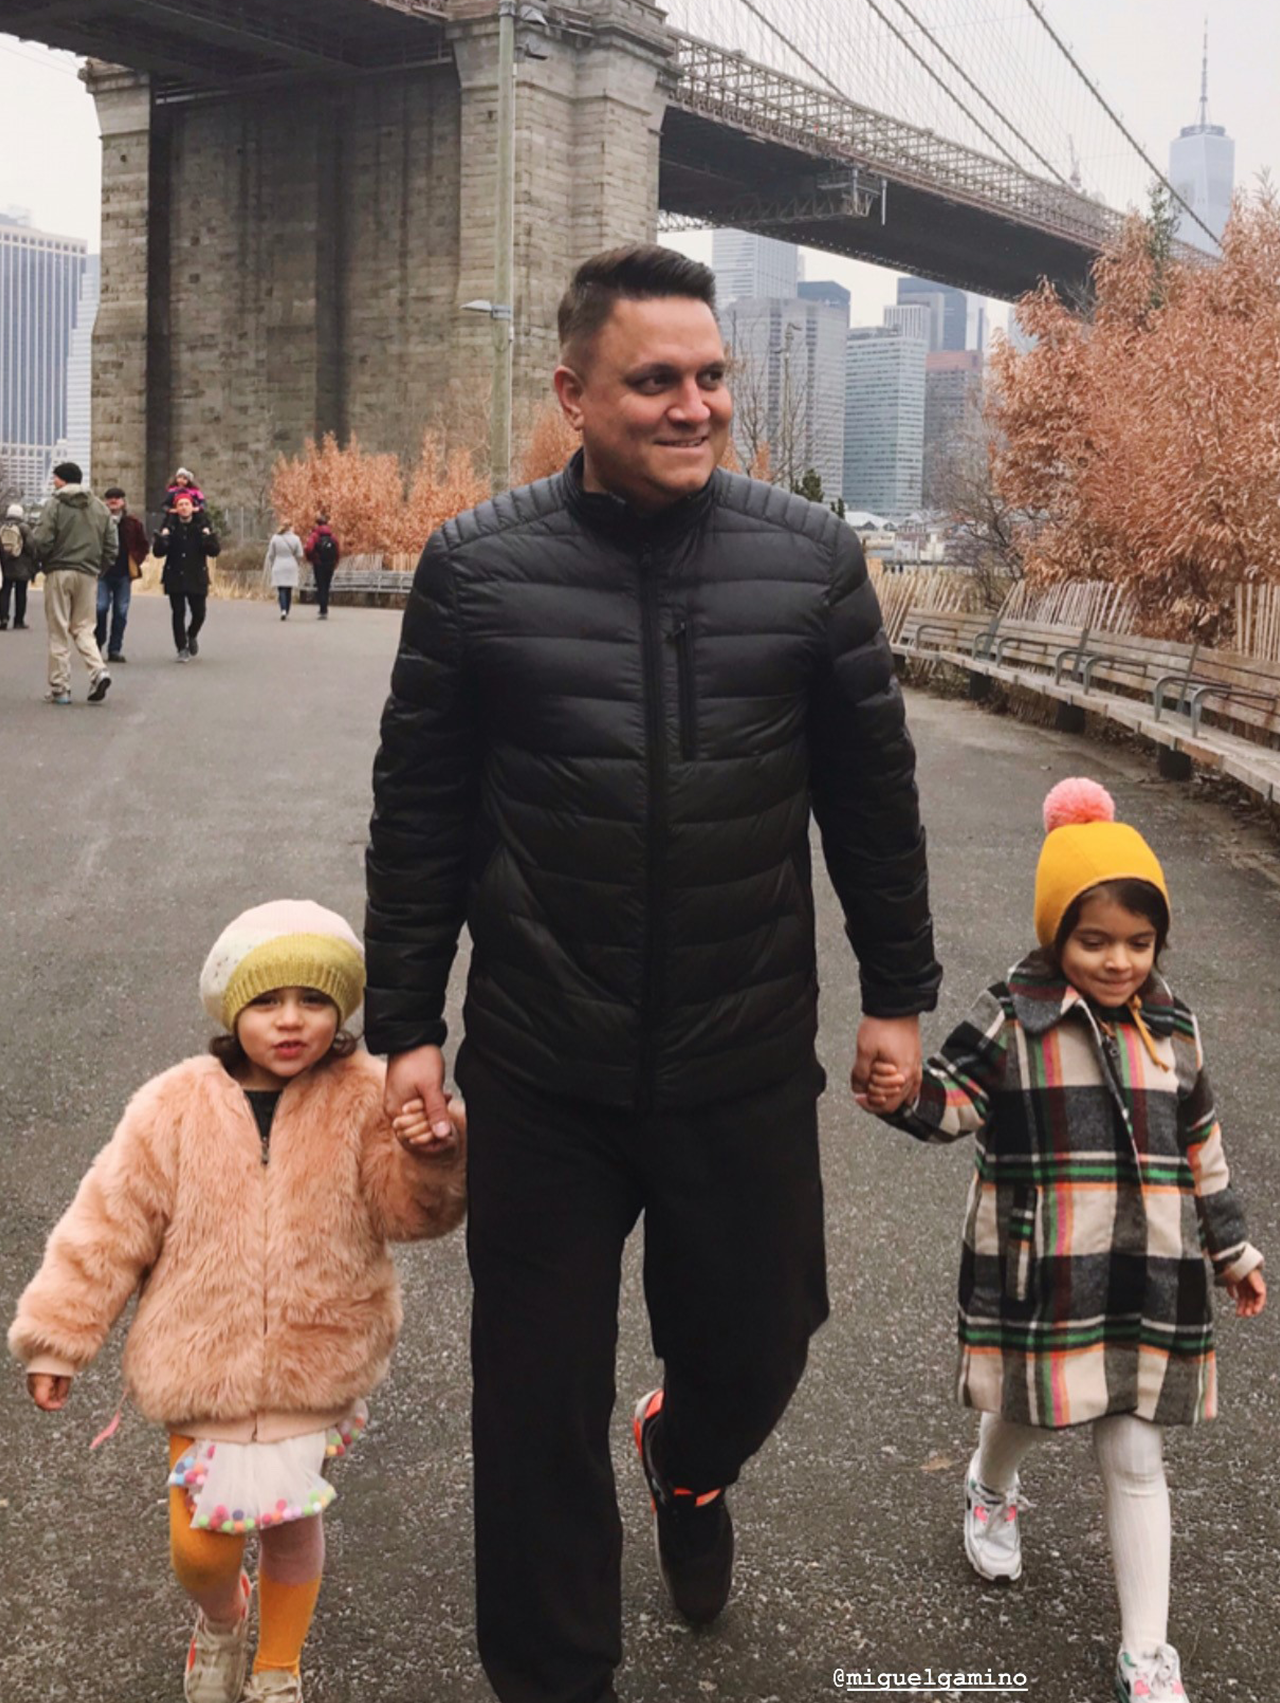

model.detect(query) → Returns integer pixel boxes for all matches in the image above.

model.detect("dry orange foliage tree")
[989,184,1280,642]
[272,431,489,556]
[518,404,580,484]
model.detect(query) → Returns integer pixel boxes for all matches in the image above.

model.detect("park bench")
[894,608,1280,803]
[297,555,413,605]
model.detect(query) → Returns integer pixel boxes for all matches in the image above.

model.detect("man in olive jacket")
[31,461,117,704]
[366,247,941,1703]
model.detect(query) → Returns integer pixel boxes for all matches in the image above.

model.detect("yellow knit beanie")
[1034,778,1169,948]
[199,899,365,1032]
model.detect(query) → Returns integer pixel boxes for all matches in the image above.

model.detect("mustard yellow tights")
[168,1433,325,1674]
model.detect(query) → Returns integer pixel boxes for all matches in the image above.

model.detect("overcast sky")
[3,0,1276,333]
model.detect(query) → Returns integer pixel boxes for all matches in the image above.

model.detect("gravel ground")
[1,592,1276,1703]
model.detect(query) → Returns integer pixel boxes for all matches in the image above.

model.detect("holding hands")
[850,1013,921,1115]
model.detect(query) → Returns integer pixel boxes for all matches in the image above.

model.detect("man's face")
[51,474,66,490]
[554,296,732,511]
[106,497,125,517]
[174,496,194,520]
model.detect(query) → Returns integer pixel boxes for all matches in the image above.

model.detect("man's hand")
[1226,1268,1267,1318]
[28,1373,72,1411]
[385,1045,454,1141]
[850,1014,922,1113]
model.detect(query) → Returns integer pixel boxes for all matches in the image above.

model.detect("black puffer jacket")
[366,455,940,1109]
[154,515,220,596]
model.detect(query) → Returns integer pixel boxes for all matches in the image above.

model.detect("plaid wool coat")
[889,950,1262,1429]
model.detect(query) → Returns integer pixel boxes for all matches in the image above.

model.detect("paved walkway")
[1,591,1276,1702]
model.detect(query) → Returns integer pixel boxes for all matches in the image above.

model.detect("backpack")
[0,522,22,561]
[313,531,338,571]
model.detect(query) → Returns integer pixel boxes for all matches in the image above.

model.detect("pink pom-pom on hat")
[1043,777,1116,834]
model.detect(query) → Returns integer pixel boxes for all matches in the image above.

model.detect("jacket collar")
[561,448,718,548]
[1007,947,1176,1038]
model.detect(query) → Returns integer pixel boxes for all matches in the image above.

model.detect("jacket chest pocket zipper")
[672,621,696,761]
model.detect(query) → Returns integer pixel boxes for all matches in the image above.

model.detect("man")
[96,486,150,663]
[31,461,116,705]
[366,246,940,1703]
[303,512,341,619]
[1,502,36,630]
[154,493,219,660]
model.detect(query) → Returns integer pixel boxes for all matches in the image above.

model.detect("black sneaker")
[108,652,127,664]
[633,1388,734,1625]
[188,634,199,657]
[87,672,111,704]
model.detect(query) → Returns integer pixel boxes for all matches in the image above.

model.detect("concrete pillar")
[449,0,675,452]
[86,64,155,505]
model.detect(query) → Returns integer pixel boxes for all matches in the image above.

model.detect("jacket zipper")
[638,547,666,1110]
[672,620,696,762]
[256,1108,270,1442]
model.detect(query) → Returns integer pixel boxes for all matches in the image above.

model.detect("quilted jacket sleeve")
[882,985,1010,1144]
[1181,1017,1263,1285]
[365,530,479,1056]
[8,1078,175,1376]
[810,526,942,1017]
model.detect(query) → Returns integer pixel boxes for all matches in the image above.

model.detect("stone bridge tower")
[87,0,675,516]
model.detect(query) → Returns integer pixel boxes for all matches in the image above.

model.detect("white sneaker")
[242,1672,303,1703]
[963,1451,1023,1581]
[183,1570,251,1703]
[1114,1643,1187,1700]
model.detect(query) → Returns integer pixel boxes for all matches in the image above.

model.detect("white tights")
[976,1410,1171,1653]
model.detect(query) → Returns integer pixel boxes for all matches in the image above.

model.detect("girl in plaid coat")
[865,779,1265,1703]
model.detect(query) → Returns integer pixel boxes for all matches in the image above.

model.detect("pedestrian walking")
[155,494,220,660]
[265,525,304,620]
[96,486,150,664]
[9,900,467,1703]
[30,461,116,705]
[862,777,1266,1703]
[0,502,37,630]
[302,514,340,619]
[366,244,940,1703]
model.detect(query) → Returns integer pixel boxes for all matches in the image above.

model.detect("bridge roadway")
[0,591,1276,1702]
[0,0,1167,298]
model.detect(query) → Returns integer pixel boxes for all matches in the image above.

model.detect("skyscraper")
[1168,28,1234,251]
[61,254,101,485]
[896,276,967,354]
[723,292,848,498]
[712,230,800,305]
[923,350,983,508]
[0,213,88,503]
[844,324,927,519]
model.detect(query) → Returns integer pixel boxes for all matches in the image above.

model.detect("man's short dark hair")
[104,486,126,500]
[52,461,82,484]
[558,245,717,361]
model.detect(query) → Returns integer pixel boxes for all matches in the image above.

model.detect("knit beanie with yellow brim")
[199,899,365,1032]
[1034,778,1169,949]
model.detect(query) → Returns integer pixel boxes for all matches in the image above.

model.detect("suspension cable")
[1021,0,1218,246]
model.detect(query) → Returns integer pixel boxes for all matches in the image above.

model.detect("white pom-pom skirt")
[167,1403,368,1534]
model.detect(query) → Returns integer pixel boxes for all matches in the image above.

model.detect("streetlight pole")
[490,0,516,495]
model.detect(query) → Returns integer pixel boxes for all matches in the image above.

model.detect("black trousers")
[169,592,206,651]
[313,561,334,614]
[0,575,27,625]
[458,1044,829,1703]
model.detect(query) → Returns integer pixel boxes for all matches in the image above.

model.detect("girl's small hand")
[28,1373,71,1411]
[855,1060,910,1114]
[1226,1268,1267,1318]
[393,1096,460,1155]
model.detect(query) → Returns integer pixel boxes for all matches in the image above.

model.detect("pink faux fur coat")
[9,1050,466,1442]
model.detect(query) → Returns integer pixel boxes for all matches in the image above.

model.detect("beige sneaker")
[183,1571,251,1703]
[241,1672,303,1703]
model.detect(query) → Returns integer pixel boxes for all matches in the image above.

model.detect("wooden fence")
[998,578,1136,633]
[868,567,991,645]
[1234,583,1280,662]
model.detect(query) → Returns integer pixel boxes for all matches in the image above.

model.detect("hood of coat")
[51,484,91,508]
[1006,946,1176,1038]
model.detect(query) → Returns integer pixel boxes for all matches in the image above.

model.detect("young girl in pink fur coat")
[9,900,466,1703]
